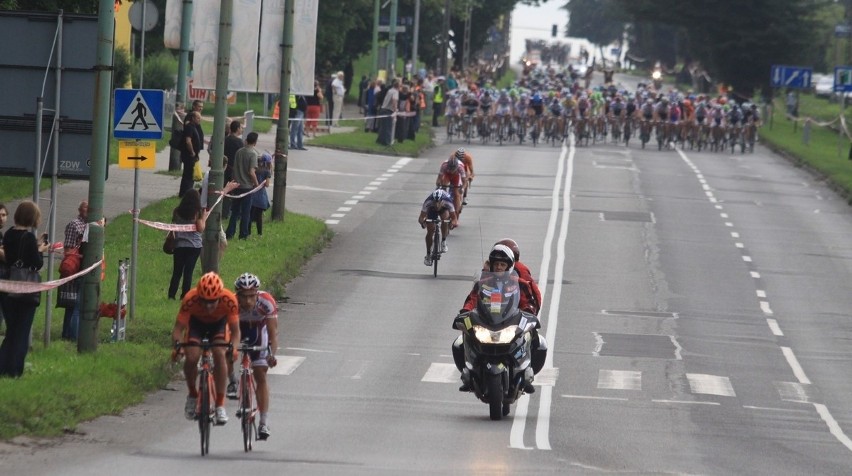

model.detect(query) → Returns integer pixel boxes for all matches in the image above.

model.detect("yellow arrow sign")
[118,140,156,169]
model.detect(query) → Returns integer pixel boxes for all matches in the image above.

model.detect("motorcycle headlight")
[652,71,662,80]
[472,325,519,344]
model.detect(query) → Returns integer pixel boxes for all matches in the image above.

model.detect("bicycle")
[424,217,451,277]
[236,341,269,452]
[176,339,232,456]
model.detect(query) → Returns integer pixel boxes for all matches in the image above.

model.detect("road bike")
[176,339,232,456]
[236,341,269,452]
[424,217,451,277]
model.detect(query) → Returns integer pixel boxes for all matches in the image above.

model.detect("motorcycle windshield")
[475,271,521,326]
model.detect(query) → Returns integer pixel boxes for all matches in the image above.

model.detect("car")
[814,74,834,98]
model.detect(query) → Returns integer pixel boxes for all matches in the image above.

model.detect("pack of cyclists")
[442,66,762,153]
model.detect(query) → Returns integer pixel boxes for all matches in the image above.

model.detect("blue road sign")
[834,66,852,93]
[770,65,813,89]
[113,89,164,139]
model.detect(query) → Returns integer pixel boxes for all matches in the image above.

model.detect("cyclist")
[172,272,241,425]
[460,92,480,137]
[418,188,458,266]
[451,148,475,206]
[232,272,279,440]
[435,155,467,216]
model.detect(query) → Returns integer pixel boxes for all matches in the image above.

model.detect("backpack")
[59,247,82,278]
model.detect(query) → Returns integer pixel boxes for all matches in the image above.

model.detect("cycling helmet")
[455,148,466,159]
[447,156,459,172]
[234,272,261,291]
[431,189,444,201]
[488,244,515,273]
[197,272,224,300]
[495,238,520,261]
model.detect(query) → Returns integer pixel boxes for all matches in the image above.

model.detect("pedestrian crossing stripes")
[266,355,305,375]
[598,370,641,390]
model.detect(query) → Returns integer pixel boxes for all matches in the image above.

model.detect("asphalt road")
[3,93,852,474]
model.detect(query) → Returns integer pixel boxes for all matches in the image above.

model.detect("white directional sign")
[834,66,852,93]
[770,65,812,89]
[113,89,164,139]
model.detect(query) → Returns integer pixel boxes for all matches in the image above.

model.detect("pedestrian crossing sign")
[113,89,164,139]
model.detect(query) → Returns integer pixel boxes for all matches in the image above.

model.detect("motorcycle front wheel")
[487,373,503,421]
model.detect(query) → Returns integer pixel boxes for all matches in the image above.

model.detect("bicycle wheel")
[240,372,253,452]
[432,226,441,278]
[199,371,211,456]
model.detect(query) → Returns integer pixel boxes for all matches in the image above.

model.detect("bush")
[113,46,132,89]
[131,50,178,90]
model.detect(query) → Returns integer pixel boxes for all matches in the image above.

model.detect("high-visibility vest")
[289,94,297,109]
[434,87,444,104]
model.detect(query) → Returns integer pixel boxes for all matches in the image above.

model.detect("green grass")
[0,199,332,439]
[308,122,434,157]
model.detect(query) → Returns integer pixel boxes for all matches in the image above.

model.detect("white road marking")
[330,213,345,218]
[760,301,773,315]
[288,167,368,177]
[288,185,353,194]
[814,404,852,452]
[375,177,388,181]
[352,195,365,199]
[686,373,736,397]
[743,405,809,413]
[781,347,811,384]
[369,181,382,186]
[592,332,604,356]
[756,290,766,298]
[652,399,719,406]
[337,207,352,212]
[742,256,753,262]
[562,395,629,401]
[725,222,734,227]
[266,355,305,375]
[325,219,340,224]
[715,205,724,210]
[774,381,811,403]
[767,318,784,336]
[597,370,642,390]
[732,232,740,238]
[421,363,459,383]
[344,200,359,205]
[364,186,378,191]
[750,271,760,278]
[285,347,336,353]
[358,190,372,195]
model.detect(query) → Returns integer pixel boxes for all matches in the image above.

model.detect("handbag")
[59,247,82,277]
[163,231,176,255]
[193,160,203,182]
[8,262,41,305]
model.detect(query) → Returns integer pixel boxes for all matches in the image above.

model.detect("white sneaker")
[215,406,228,425]
[441,241,448,253]
[424,255,432,266]
[184,396,197,420]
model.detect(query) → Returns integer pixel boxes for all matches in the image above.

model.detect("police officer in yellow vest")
[289,94,308,150]
[432,77,446,127]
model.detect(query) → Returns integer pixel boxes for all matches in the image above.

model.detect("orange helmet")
[197,272,224,299]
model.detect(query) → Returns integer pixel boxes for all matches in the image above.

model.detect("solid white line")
[781,346,811,384]
[813,403,852,452]
[760,301,773,315]
[510,394,533,450]
[285,347,336,353]
[767,318,784,336]
[563,394,629,401]
[652,399,720,406]
[743,405,809,413]
[266,355,306,375]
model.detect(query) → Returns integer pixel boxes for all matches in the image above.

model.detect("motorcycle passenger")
[418,189,458,266]
[172,272,241,425]
[435,155,467,216]
[231,273,278,440]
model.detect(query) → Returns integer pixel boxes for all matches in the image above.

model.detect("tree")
[564,0,626,47]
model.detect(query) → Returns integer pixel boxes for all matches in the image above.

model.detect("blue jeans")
[226,189,253,239]
[289,110,305,148]
[62,289,82,341]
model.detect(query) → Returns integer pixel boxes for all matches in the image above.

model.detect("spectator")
[0,200,49,377]
[226,132,260,240]
[222,120,244,219]
[306,80,323,137]
[332,71,346,126]
[376,79,399,146]
[289,94,308,151]
[432,77,446,127]
[168,189,205,300]
[786,90,798,118]
[324,75,335,126]
[358,74,369,114]
[179,111,203,197]
[58,200,87,341]
[364,80,377,132]
[395,83,411,143]
[251,153,272,236]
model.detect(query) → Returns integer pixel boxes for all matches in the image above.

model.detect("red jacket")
[514,261,542,314]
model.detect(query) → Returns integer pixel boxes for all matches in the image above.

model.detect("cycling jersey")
[177,288,240,327]
[611,102,624,116]
[437,160,468,188]
[656,104,669,121]
[479,96,493,112]
[669,105,680,122]
[462,98,479,115]
[239,290,278,366]
[422,189,456,218]
[641,104,653,119]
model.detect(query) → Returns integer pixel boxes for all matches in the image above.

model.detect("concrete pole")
[271,0,294,221]
[388,0,398,79]
[200,0,233,273]
[168,0,194,172]
[44,11,63,347]
[412,0,420,75]
[442,0,450,75]
[78,0,115,352]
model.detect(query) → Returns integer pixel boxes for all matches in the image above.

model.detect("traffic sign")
[118,140,156,169]
[770,65,812,89]
[113,89,164,139]
[834,66,852,93]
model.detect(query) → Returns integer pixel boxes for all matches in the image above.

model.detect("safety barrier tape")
[0,260,104,294]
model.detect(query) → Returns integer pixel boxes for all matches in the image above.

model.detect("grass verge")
[0,201,332,439]
[308,122,434,157]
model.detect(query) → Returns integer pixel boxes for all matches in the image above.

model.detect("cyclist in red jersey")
[436,155,467,217]
[172,272,241,424]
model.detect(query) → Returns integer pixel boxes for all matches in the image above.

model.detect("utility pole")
[168,0,194,171]
[462,0,471,71]
[200,0,233,273]
[371,0,379,79]
[441,0,451,75]
[79,0,115,352]
[272,0,295,221]
[412,0,420,77]
[388,0,398,79]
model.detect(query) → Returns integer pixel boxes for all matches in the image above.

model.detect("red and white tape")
[0,260,103,294]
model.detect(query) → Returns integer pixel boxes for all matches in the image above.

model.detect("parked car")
[814,74,833,98]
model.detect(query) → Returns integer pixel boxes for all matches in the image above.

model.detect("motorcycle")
[651,64,663,91]
[451,271,548,421]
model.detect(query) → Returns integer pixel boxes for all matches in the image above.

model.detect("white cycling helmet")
[234,272,261,291]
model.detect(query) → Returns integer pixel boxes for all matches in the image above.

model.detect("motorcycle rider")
[454,244,540,394]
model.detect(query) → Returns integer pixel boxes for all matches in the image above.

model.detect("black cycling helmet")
[488,244,515,273]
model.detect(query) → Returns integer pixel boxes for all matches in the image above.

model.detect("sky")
[509,1,570,64]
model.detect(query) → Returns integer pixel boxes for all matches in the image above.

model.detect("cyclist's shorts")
[426,206,452,221]
[643,113,653,120]
[696,115,705,124]
[239,323,271,367]
[187,315,228,343]
[531,105,544,117]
